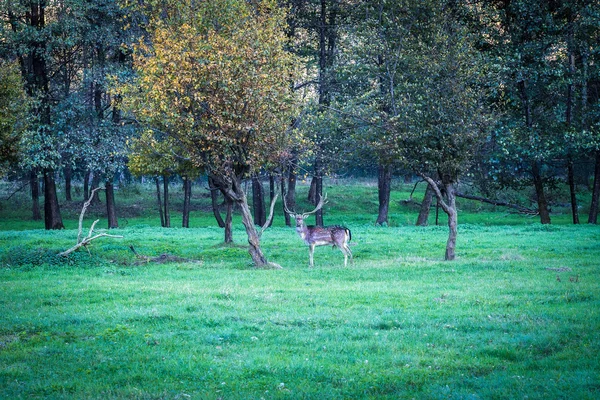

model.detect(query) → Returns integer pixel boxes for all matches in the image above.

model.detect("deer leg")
[309,244,315,268]
[345,244,353,264]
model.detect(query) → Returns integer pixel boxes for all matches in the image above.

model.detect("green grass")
[0,180,599,398]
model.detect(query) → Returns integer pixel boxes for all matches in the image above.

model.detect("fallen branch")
[58,187,123,257]
[455,192,538,215]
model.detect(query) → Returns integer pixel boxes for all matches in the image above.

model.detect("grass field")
[1,180,599,399]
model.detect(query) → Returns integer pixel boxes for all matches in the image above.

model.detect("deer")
[284,193,352,268]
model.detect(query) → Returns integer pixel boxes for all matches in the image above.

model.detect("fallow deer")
[284,194,352,267]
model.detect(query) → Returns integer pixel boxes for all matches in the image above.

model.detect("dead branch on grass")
[58,187,123,256]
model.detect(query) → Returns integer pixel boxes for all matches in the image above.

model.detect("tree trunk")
[589,150,600,224]
[30,170,41,220]
[155,176,165,227]
[567,159,579,224]
[90,172,101,205]
[416,183,434,226]
[208,176,226,228]
[105,180,118,229]
[182,177,191,228]
[285,163,297,226]
[269,175,275,227]
[532,162,551,224]
[419,174,458,261]
[43,170,64,230]
[444,183,458,261]
[83,170,91,201]
[230,178,276,268]
[308,175,317,204]
[314,170,324,226]
[281,174,290,226]
[252,175,266,226]
[224,197,233,244]
[163,175,170,228]
[64,166,72,201]
[375,164,392,226]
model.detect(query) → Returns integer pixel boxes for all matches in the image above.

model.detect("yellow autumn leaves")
[120,0,301,177]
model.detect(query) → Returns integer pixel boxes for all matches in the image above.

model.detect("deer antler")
[302,193,328,218]
[282,193,297,217]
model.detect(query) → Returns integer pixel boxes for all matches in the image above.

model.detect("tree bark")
[163,174,170,228]
[182,176,191,228]
[532,162,551,224]
[376,164,392,226]
[567,159,579,224]
[208,176,226,228]
[43,170,64,230]
[90,173,101,205]
[83,170,91,201]
[419,174,457,261]
[416,183,434,226]
[252,175,266,226]
[285,162,297,226]
[30,170,41,220]
[105,180,118,229]
[64,166,72,201]
[224,197,233,244]
[155,176,165,227]
[269,174,275,227]
[589,150,600,224]
[444,183,458,261]
[211,172,279,268]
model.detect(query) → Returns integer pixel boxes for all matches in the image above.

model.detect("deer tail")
[346,228,352,242]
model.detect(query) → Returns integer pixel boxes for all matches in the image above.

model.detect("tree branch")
[59,187,123,257]
[417,173,451,215]
[259,193,279,237]
[455,192,538,215]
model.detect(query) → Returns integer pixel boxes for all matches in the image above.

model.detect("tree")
[3,0,64,229]
[0,60,29,177]
[337,0,488,259]
[120,0,300,268]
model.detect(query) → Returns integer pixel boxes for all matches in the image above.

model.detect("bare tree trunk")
[567,159,579,224]
[419,174,457,261]
[43,170,64,230]
[444,183,458,261]
[281,174,290,226]
[416,183,434,226]
[105,180,118,229]
[589,150,600,224]
[211,172,279,268]
[314,169,324,226]
[224,197,233,244]
[285,163,297,226]
[90,172,101,205]
[155,176,165,227]
[163,175,170,228]
[252,175,266,226]
[269,174,275,227]
[208,176,226,228]
[182,177,191,228]
[30,170,41,220]
[83,170,91,201]
[64,166,72,201]
[376,164,392,226]
[532,162,551,224]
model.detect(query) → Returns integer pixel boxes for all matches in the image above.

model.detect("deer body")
[285,194,353,268]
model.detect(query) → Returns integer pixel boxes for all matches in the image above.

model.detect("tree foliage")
[119,0,300,267]
[0,60,29,177]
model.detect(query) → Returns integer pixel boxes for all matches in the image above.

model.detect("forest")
[1,1,600,257]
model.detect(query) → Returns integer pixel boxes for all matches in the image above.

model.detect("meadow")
[0,179,599,399]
